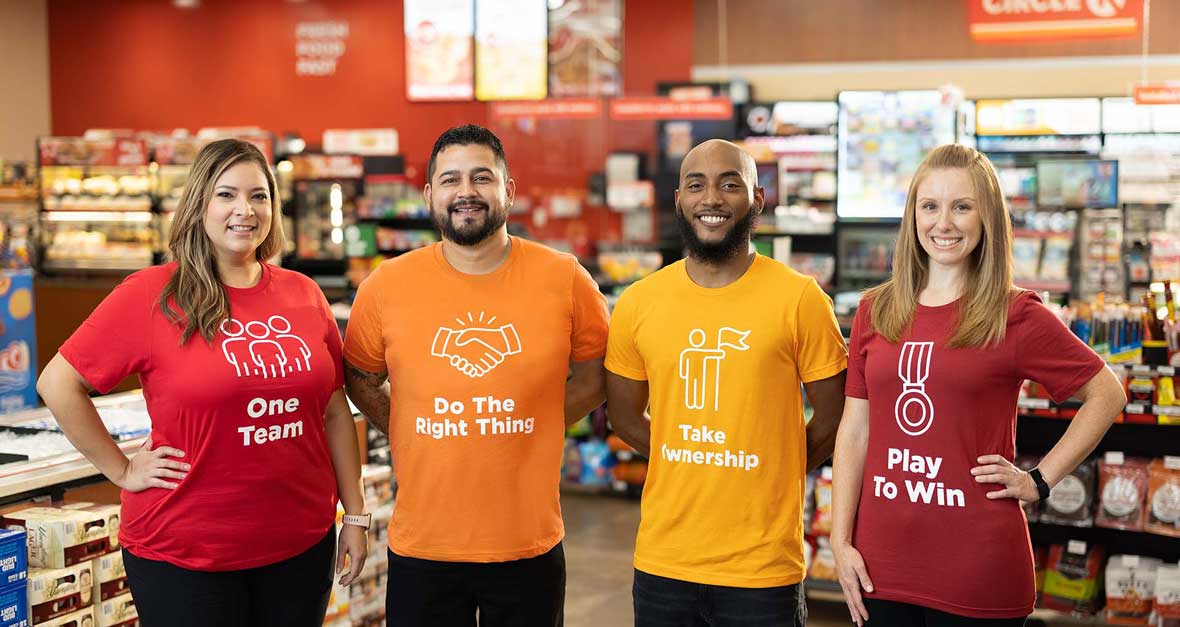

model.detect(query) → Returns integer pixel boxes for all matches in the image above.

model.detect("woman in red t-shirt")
[36,139,369,627]
[830,144,1126,626]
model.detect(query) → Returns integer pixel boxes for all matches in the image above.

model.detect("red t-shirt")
[845,291,1105,618]
[60,262,343,571]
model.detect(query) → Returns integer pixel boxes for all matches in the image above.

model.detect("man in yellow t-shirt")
[606,140,848,626]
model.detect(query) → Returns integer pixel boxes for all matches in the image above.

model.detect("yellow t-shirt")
[606,255,847,587]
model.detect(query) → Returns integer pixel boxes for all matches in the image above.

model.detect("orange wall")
[47,0,693,247]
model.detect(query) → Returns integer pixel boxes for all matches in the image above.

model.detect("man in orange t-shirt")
[343,125,608,627]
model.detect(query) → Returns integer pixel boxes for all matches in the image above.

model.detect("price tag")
[1155,405,1180,416]
[612,480,627,492]
[1125,403,1147,414]
[1105,451,1126,465]
[616,451,633,462]
[1125,555,1141,567]
[1132,364,1154,375]
[1160,366,1176,376]
[821,466,833,480]
[1166,456,1180,470]
[1019,398,1051,410]
[1068,540,1087,555]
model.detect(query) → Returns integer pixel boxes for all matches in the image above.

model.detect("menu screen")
[837,90,956,219]
[405,0,474,101]
[549,0,620,97]
[476,0,547,101]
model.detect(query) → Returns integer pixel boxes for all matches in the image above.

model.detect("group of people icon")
[219,315,312,378]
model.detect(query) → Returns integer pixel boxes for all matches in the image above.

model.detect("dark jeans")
[385,542,565,627]
[122,526,335,627]
[633,569,807,627]
[864,599,1027,626]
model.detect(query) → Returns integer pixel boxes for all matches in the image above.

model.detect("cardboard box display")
[61,504,121,551]
[0,529,27,587]
[96,593,136,627]
[0,583,28,627]
[36,607,93,627]
[92,552,129,602]
[2,508,109,569]
[28,562,93,623]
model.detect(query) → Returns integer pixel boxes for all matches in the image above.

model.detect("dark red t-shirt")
[846,291,1105,618]
[60,262,343,571]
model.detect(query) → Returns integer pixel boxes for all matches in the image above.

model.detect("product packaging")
[92,551,128,602]
[2,507,110,569]
[1147,457,1180,537]
[806,536,837,582]
[0,583,28,627]
[1040,459,1095,527]
[96,592,136,627]
[61,504,121,550]
[1096,454,1149,531]
[28,561,93,623]
[1104,554,1160,625]
[810,466,833,536]
[0,528,26,587]
[1156,564,1180,626]
[36,607,93,627]
[1041,541,1105,616]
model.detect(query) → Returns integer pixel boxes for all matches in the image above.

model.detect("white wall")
[0,0,50,161]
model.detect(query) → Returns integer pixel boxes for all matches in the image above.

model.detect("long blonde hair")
[158,139,285,344]
[865,144,1016,348]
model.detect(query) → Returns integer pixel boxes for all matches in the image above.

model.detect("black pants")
[633,569,807,627]
[864,599,1027,626]
[385,543,565,627]
[122,527,335,627]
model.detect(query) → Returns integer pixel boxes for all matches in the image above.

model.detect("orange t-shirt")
[343,237,609,562]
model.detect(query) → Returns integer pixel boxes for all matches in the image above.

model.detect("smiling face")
[202,161,273,266]
[674,140,764,264]
[424,144,514,247]
[914,168,984,273]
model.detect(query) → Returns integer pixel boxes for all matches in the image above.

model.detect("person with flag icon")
[606,139,848,626]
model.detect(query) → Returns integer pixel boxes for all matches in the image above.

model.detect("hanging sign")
[968,0,1143,42]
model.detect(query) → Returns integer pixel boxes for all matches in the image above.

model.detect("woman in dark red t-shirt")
[37,139,369,627]
[830,145,1126,626]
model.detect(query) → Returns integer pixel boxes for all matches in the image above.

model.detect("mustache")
[448,200,489,213]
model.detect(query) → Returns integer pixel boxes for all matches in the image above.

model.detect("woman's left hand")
[971,455,1040,503]
[336,523,368,586]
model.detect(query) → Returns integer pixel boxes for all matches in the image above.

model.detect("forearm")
[344,363,391,435]
[805,407,842,471]
[831,425,868,546]
[324,392,365,515]
[41,381,130,485]
[1037,394,1121,487]
[608,410,650,458]
[564,369,605,426]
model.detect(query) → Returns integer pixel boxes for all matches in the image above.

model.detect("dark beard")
[676,204,757,264]
[432,200,506,246]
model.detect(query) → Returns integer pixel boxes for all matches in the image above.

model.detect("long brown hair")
[158,139,285,344]
[865,144,1016,348]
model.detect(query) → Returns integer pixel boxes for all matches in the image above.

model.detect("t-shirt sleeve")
[1012,293,1106,404]
[342,267,388,374]
[59,271,154,394]
[316,287,345,389]
[604,286,647,381]
[569,260,609,362]
[793,278,849,384]
[845,304,870,399]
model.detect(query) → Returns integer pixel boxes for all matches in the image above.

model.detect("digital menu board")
[476,0,547,101]
[1037,160,1118,208]
[405,0,474,101]
[975,98,1101,136]
[837,90,957,219]
[1102,97,1180,134]
[549,0,620,97]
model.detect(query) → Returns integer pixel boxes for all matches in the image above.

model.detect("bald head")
[679,139,758,186]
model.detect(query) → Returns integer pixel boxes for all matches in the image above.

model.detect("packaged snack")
[1104,554,1160,625]
[1147,456,1180,537]
[806,536,836,582]
[1034,545,1048,600]
[810,466,833,536]
[1042,541,1105,616]
[1015,456,1041,523]
[1041,458,1095,527]
[1096,454,1149,531]
[1156,564,1180,625]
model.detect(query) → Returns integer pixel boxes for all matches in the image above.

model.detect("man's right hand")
[116,437,189,492]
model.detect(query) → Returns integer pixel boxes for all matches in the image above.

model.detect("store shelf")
[1014,280,1072,293]
[357,216,433,228]
[1028,520,1180,563]
[42,258,153,272]
[1018,413,1179,458]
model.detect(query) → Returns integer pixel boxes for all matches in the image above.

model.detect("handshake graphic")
[432,324,523,378]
